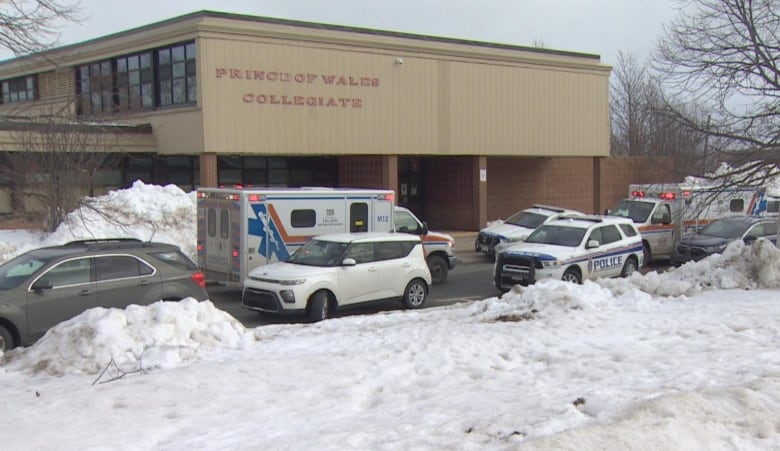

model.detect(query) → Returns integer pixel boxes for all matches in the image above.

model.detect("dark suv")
[0,239,208,351]
[672,216,778,266]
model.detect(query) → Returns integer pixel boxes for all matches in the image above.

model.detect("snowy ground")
[0,182,779,450]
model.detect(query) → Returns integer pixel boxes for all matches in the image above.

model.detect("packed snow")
[0,181,779,450]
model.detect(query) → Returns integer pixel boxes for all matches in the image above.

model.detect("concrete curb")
[444,231,491,265]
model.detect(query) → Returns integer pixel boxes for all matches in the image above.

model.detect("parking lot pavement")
[446,231,488,265]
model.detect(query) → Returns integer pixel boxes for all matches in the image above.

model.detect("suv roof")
[546,214,635,228]
[313,232,422,244]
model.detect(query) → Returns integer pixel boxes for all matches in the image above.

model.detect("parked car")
[475,205,585,257]
[671,216,778,266]
[0,239,208,352]
[242,232,431,322]
[494,215,643,291]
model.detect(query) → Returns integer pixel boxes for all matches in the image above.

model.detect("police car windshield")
[609,200,655,223]
[525,225,586,247]
[505,211,546,228]
[287,240,348,267]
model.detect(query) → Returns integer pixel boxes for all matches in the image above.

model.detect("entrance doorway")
[398,157,424,217]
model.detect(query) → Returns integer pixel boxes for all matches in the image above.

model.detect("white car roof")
[312,232,421,244]
[524,204,584,216]
[544,214,635,229]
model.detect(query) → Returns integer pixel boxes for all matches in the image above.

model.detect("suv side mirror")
[31,279,52,291]
[586,239,600,249]
[744,235,758,244]
[421,222,429,235]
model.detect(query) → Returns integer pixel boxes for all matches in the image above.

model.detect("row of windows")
[217,156,338,187]
[0,42,197,112]
[77,42,196,115]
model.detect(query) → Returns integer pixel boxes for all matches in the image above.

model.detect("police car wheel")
[621,257,638,277]
[561,268,582,284]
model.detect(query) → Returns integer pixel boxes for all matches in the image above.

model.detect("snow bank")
[1,299,253,376]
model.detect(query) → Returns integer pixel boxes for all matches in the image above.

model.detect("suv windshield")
[525,225,586,247]
[699,219,749,239]
[505,211,547,228]
[609,200,655,223]
[287,239,348,266]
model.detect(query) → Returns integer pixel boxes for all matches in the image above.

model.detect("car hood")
[500,243,574,261]
[678,235,732,248]
[247,261,334,280]
[479,222,534,240]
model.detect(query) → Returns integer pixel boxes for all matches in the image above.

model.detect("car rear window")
[619,224,638,237]
[149,251,197,270]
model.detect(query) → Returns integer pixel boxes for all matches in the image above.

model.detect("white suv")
[494,215,643,290]
[475,205,585,257]
[242,232,432,322]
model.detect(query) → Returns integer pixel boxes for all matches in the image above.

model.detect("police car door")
[587,225,626,278]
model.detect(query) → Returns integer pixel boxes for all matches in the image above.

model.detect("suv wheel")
[0,324,14,352]
[561,268,582,284]
[402,279,427,309]
[306,291,330,323]
[427,255,448,284]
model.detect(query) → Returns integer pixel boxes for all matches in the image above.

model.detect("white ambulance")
[197,187,395,284]
[607,183,771,263]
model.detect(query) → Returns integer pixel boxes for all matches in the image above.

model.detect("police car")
[475,205,585,257]
[494,215,643,290]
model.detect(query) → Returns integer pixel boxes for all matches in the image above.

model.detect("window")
[158,42,196,106]
[77,60,113,115]
[374,241,415,261]
[116,52,153,112]
[619,224,638,237]
[220,210,229,239]
[350,203,369,232]
[95,255,152,281]
[394,210,420,234]
[217,156,337,187]
[651,205,671,224]
[729,199,744,213]
[345,243,374,264]
[2,75,36,103]
[291,209,316,228]
[600,225,622,244]
[39,258,92,287]
[208,209,217,237]
[150,251,197,271]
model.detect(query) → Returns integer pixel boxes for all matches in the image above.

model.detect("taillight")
[197,242,203,252]
[191,271,206,289]
[232,248,239,258]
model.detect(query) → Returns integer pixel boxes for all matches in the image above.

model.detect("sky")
[0,0,680,66]
[1,182,780,449]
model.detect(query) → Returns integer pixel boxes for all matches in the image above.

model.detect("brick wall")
[338,156,386,189]
[423,157,475,230]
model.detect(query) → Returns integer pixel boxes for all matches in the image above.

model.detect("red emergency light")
[632,190,645,198]
[383,193,394,201]
[659,192,676,200]
[248,194,260,202]
[232,248,240,258]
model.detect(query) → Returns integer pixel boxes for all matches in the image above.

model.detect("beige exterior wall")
[196,21,610,157]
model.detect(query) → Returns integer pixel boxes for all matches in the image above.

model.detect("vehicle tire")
[642,242,651,267]
[561,267,582,284]
[0,324,14,352]
[427,255,448,284]
[621,256,638,277]
[402,279,428,309]
[306,291,330,323]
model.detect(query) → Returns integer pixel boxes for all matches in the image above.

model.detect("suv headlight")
[541,260,561,268]
[279,278,306,286]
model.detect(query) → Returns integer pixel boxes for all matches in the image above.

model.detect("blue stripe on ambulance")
[248,203,290,261]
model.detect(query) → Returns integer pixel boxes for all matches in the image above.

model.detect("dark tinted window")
[220,210,229,239]
[95,256,151,281]
[619,224,638,237]
[208,209,216,237]
[729,199,744,213]
[350,203,369,232]
[374,241,418,260]
[345,243,374,263]
[600,225,622,244]
[291,209,316,227]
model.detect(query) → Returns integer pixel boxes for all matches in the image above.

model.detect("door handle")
[137,280,152,286]
[79,289,92,296]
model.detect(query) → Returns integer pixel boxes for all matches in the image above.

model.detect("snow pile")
[1,299,252,376]
[41,180,197,259]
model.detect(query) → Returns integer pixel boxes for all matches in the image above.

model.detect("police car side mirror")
[586,239,600,249]
[341,258,357,266]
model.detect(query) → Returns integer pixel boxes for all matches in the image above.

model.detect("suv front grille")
[495,253,537,289]
[242,288,280,312]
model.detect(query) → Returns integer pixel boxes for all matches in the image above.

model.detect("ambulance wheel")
[561,267,582,284]
[402,279,428,309]
[306,291,330,323]
[621,256,638,277]
[427,255,448,284]
[642,243,651,267]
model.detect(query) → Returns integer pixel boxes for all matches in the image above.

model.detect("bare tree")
[0,101,120,232]
[0,0,82,56]
[654,0,780,185]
